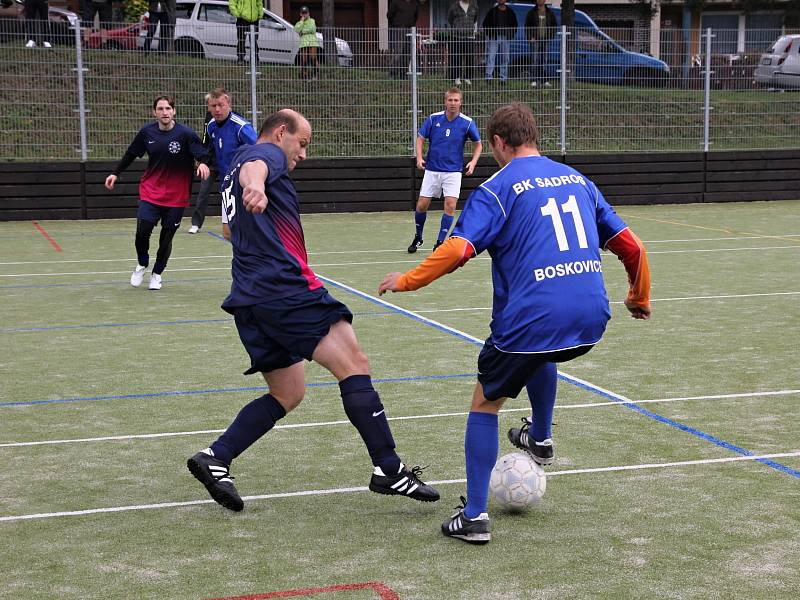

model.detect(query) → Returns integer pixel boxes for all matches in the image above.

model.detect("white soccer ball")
[489,452,546,511]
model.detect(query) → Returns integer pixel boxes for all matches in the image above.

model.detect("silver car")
[143,0,352,67]
[754,34,800,89]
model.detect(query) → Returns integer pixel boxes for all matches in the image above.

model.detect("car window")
[770,37,791,54]
[199,4,235,25]
[175,3,194,19]
[577,29,615,53]
[259,11,285,29]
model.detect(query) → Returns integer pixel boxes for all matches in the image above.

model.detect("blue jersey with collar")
[220,143,322,311]
[451,155,628,353]
[418,111,480,173]
[207,111,258,183]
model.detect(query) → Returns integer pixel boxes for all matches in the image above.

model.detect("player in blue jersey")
[105,95,210,290]
[408,88,482,254]
[188,87,257,235]
[380,102,651,544]
[187,109,440,512]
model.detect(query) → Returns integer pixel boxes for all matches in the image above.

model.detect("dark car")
[0,0,79,45]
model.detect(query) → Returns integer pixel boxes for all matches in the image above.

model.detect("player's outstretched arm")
[378,237,475,295]
[239,160,269,214]
[606,228,651,320]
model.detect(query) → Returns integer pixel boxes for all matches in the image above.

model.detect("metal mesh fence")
[0,17,798,161]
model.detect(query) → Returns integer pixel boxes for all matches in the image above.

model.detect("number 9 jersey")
[450,155,628,353]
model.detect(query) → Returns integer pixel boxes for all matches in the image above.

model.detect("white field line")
[3,242,800,277]
[3,233,800,266]
[2,389,797,449]
[2,451,798,523]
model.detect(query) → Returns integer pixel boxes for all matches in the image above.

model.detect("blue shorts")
[229,288,353,375]
[477,342,593,401]
[137,200,185,228]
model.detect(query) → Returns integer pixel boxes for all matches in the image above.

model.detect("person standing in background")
[482,0,517,84]
[295,6,320,80]
[446,0,477,87]
[230,0,262,65]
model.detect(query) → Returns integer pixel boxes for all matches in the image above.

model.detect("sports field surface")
[1,202,798,599]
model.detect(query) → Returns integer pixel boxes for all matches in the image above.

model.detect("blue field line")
[318,275,800,480]
[0,373,476,408]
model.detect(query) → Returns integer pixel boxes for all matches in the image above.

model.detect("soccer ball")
[489,452,546,511]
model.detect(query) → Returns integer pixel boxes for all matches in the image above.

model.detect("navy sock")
[340,374,400,475]
[210,393,286,465]
[525,362,557,441]
[464,411,499,519]
[414,211,427,238]
[437,213,454,243]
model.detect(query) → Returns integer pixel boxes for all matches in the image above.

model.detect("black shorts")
[229,288,353,375]
[477,342,594,401]
[137,200,185,228]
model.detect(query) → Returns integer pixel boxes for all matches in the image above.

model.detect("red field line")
[209,582,400,600]
[32,221,62,252]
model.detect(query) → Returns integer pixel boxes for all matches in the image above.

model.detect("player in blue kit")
[380,103,651,544]
[105,95,210,290]
[408,88,482,253]
[187,109,440,512]
[189,87,257,235]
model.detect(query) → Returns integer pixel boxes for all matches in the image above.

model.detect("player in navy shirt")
[189,87,257,235]
[380,102,651,544]
[105,95,209,290]
[409,88,482,253]
[187,109,440,512]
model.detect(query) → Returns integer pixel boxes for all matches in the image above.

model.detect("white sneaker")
[187,225,199,234]
[130,264,147,287]
[530,81,538,88]
[42,41,52,49]
[25,40,36,48]
[543,81,552,88]
[148,272,162,290]
[463,79,472,86]
[454,78,462,86]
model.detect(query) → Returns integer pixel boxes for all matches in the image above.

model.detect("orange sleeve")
[605,228,651,310]
[396,237,476,291]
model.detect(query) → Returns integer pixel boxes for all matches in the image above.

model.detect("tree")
[321,0,338,65]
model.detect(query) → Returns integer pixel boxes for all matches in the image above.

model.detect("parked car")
[84,21,143,50]
[0,0,78,45]
[141,1,353,67]
[506,3,669,86]
[753,34,800,88]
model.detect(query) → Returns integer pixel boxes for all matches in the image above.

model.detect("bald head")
[258,109,312,171]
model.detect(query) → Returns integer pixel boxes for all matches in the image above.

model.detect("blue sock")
[211,393,286,465]
[525,362,558,441]
[340,374,400,475]
[464,411,499,519]
[414,211,427,238]
[437,213,454,243]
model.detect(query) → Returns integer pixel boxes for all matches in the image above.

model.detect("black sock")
[340,375,401,474]
[210,394,286,465]
[153,225,178,274]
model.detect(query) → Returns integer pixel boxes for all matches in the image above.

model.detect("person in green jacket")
[229,0,263,64]
[295,6,320,80]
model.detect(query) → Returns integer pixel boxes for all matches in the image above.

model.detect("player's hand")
[242,184,268,214]
[416,158,425,170]
[196,163,210,180]
[104,174,117,190]
[464,161,477,176]
[378,272,403,296]
[624,298,651,320]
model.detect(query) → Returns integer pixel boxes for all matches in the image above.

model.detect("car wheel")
[174,38,203,58]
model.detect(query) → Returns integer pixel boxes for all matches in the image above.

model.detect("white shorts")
[419,170,463,199]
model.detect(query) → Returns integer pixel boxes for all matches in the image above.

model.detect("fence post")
[703,28,713,153]
[72,23,88,162]
[410,26,419,155]
[558,25,569,156]
[248,24,259,126]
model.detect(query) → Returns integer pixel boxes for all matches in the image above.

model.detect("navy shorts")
[477,342,593,401]
[137,200,185,228]
[229,288,353,375]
